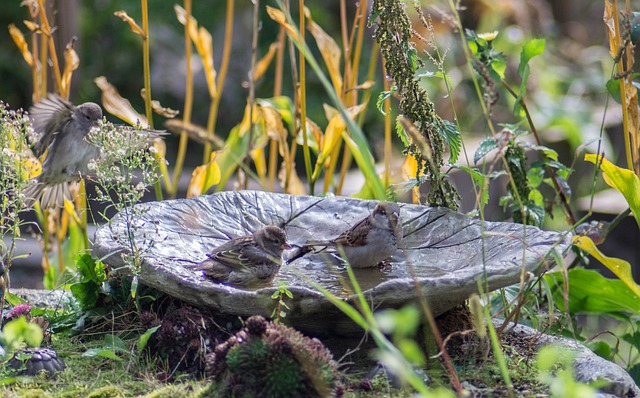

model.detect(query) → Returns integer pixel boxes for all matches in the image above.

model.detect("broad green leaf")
[82,348,123,361]
[518,39,545,78]
[70,282,100,310]
[574,235,640,299]
[473,137,498,164]
[137,325,160,354]
[2,317,43,348]
[105,334,128,352]
[491,57,507,80]
[436,119,461,163]
[585,153,640,228]
[545,268,640,315]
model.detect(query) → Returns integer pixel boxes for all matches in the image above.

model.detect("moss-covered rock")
[206,316,343,398]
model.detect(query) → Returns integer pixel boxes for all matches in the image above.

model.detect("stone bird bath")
[93,191,571,334]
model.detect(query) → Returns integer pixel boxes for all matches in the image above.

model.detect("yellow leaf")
[603,1,617,58]
[402,154,421,180]
[251,147,267,185]
[60,38,79,99]
[260,105,288,142]
[95,76,148,126]
[187,153,220,197]
[254,42,280,82]
[347,80,376,92]
[573,235,640,298]
[197,27,217,98]
[22,20,40,32]
[318,103,366,163]
[266,6,299,42]
[114,10,144,36]
[139,88,180,118]
[278,162,307,195]
[175,5,217,98]
[585,153,640,228]
[164,119,224,149]
[305,7,342,94]
[8,24,33,67]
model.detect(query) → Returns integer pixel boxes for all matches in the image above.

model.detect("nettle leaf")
[406,46,419,73]
[376,86,395,115]
[436,119,462,163]
[395,116,410,147]
[417,70,454,89]
[474,137,498,164]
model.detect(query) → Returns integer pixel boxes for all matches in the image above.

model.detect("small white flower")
[135,182,145,192]
[88,160,97,171]
[148,146,158,154]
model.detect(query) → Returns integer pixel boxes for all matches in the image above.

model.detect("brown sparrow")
[196,226,291,287]
[304,202,403,268]
[23,94,102,208]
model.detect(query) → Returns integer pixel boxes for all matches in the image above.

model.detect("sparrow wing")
[305,217,370,248]
[333,217,370,247]
[30,94,75,157]
[206,236,255,271]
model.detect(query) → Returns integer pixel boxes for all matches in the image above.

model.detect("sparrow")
[23,93,102,208]
[196,226,292,287]
[303,202,403,268]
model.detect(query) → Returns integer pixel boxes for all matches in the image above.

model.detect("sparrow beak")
[282,242,293,250]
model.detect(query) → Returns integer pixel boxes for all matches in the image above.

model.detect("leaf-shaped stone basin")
[93,191,571,334]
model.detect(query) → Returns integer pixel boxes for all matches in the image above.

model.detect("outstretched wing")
[30,94,75,157]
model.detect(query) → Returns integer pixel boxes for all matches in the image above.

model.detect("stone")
[93,191,571,334]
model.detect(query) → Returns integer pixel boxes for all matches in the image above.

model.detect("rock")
[501,321,640,397]
[93,191,571,334]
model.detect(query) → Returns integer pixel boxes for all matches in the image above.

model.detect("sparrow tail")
[24,181,71,209]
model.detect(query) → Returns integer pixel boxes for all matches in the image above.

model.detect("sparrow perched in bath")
[303,202,403,268]
[23,93,102,208]
[196,226,291,287]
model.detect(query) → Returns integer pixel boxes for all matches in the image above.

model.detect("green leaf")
[4,292,26,307]
[416,70,454,89]
[406,46,418,73]
[376,90,392,115]
[70,281,100,310]
[545,268,640,316]
[2,317,44,348]
[394,116,410,147]
[454,165,489,209]
[518,39,545,78]
[104,334,128,353]
[585,153,640,229]
[137,325,160,354]
[474,137,498,164]
[490,57,507,80]
[436,119,461,163]
[606,78,622,104]
[82,348,123,361]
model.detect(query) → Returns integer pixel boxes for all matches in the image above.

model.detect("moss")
[209,316,344,398]
[85,386,125,398]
